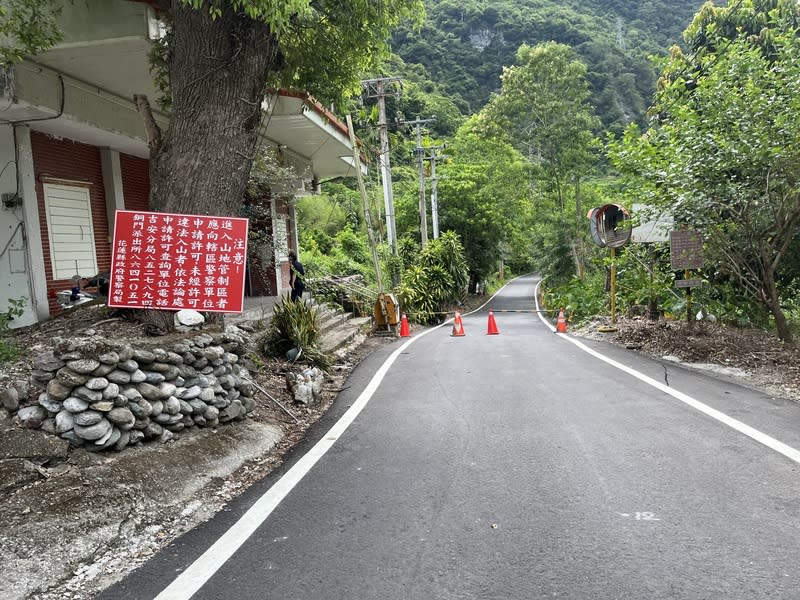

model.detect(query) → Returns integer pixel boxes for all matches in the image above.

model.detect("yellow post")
[685,269,692,325]
[610,247,617,323]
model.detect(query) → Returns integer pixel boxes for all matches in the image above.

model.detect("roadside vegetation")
[4,0,798,343]
[0,298,26,364]
[263,297,330,370]
[282,0,799,344]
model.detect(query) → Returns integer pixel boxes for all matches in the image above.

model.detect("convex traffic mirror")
[587,204,631,248]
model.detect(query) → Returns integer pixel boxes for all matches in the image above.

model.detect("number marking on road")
[618,512,661,521]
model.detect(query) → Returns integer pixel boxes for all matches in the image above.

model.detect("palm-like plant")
[263,296,330,370]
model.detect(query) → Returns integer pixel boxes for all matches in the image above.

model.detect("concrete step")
[227,296,326,327]
[225,302,276,326]
[319,316,372,354]
[224,296,372,356]
[317,308,352,336]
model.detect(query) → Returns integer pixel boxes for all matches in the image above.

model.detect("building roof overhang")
[1,2,366,181]
[262,92,367,182]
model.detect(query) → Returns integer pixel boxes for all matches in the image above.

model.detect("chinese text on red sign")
[108,211,248,313]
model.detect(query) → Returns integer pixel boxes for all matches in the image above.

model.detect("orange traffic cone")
[487,310,499,335]
[399,313,410,337]
[556,307,568,333]
[451,311,465,337]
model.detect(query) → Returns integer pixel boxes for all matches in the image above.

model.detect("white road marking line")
[533,280,800,465]
[156,275,798,599]
[155,280,520,600]
[154,324,444,600]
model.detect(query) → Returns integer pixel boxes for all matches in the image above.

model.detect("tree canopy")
[610,0,800,342]
[171,0,425,107]
[0,0,63,62]
[141,0,423,218]
[436,115,533,282]
[480,42,600,212]
[391,0,705,133]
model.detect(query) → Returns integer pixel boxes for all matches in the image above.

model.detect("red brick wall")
[30,131,109,314]
[120,153,150,211]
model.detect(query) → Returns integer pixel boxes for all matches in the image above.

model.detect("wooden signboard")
[669,230,704,270]
[675,279,702,288]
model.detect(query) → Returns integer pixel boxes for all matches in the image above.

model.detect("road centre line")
[533,281,800,466]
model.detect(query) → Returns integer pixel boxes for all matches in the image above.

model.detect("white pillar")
[16,126,50,322]
[100,147,125,240]
[271,200,284,293]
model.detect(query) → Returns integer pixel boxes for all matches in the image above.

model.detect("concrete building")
[0,0,362,327]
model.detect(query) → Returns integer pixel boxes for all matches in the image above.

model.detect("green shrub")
[544,273,607,326]
[783,283,800,338]
[0,340,23,364]
[263,296,329,370]
[395,232,469,323]
[423,232,469,301]
[0,298,26,364]
[687,279,771,328]
[301,229,334,255]
[397,236,421,271]
[300,225,376,287]
[396,265,446,323]
[335,228,370,265]
[614,246,671,305]
[379,244,403,286]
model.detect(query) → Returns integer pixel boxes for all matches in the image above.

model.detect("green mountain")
[391,0,706,133]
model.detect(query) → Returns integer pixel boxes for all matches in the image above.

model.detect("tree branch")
[133,94,163,155]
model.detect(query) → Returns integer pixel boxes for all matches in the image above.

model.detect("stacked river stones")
[6,331,256,452]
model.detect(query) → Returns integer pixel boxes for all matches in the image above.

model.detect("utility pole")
[425,145,446,239]
[346,115,383,293]
[416,119,428,247]
[401,116,436,246]
[361,77,401,256]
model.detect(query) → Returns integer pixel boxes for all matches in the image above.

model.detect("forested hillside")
[391,0,705,132]
[306,0,800,344]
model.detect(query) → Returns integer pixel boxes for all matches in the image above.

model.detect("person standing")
[288,249,305,301]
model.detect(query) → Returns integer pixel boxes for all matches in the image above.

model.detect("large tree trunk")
[146,1,281,217]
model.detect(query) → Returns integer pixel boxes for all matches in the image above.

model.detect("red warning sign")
[108,210,248,313]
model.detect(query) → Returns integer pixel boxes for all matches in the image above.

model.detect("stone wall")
[0,330,256,452]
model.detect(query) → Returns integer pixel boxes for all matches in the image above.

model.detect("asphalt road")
[101,275,800,599]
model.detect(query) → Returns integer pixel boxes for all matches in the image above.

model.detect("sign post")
[669,230,704,324]
[108,210,249,313]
